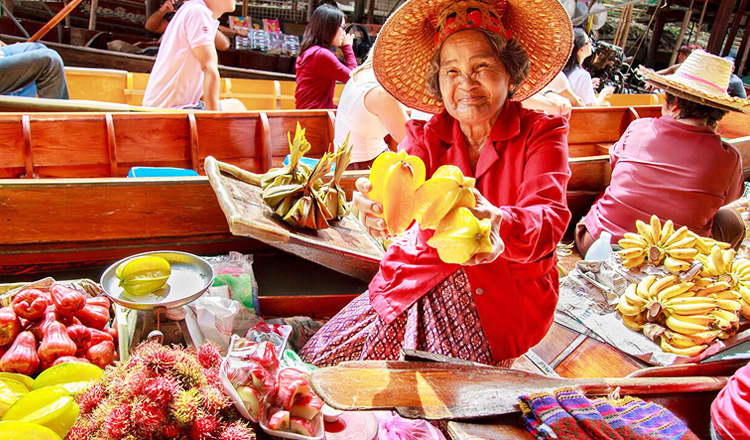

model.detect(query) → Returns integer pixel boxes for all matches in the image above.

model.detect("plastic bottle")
[585,230,613,261]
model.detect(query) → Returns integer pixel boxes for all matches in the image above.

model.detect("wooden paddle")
[28,0,84,42]
[310,360,728,420]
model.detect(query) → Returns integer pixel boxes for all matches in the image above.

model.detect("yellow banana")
[664,330,717,348]
[709,309,739,327]
[658,219,674,246]
[708,291,741,301]
[666,248,698,260]
[649,215,662,246]
[649,275,678,298]
[666,301,718,316]
[667,296,714,305]
[617,286,644,316]
[715,299,742,313]
[619,238,647,249]
[636,275,657,299]
[621,313,646,331]
[740,298,750,320]
[665,315,713,335]
[635,220,654,245]
[664,256,690,273]
[624,283,647,307]
[723,249,737,268]
[622,254,646,269]
[657,282,695,301]
[737,283,750,299]
[623,233,648,246]
[618,248,646,260]
[667,236,697,250]
[710,246,726,274]
[664,226,689,248]
[696,282,732,296]
[660,337,707,357]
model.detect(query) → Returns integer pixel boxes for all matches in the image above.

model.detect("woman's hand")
[343,32,355,47]
[463,189,505,266]
[159,0,175,13]
[353,177,388,239]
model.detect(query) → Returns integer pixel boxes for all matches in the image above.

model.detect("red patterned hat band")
[434,0,510,47]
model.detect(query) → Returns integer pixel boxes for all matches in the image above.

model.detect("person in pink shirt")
[294,4,357,109]
[142,0,245,111]
[576,50,750,256]
[711,360,750,440]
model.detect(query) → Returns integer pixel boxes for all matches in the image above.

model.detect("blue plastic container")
[127,167,200,178]
[282,155,336,172]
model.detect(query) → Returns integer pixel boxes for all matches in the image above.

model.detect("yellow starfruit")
[368,150,426,236]
[413,165,476,230]
[427,207,493,264]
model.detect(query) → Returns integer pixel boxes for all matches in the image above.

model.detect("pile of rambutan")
[68,341,256,440]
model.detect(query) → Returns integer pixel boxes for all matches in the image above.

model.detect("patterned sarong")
[299,269,513,367]
[519,387,700,440]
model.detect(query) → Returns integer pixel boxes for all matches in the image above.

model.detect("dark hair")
[299,5,344,55]
[665,93,729,126]
[563,27,589,75]
[425,29,530,102]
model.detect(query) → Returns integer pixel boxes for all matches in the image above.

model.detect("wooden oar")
[28,0,84,42]
[310,360,728,420]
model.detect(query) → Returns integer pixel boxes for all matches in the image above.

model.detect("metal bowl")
[100,251,214,311]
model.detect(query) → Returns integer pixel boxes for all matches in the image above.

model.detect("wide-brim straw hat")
[638,50,750,113]
[372,0,573,114]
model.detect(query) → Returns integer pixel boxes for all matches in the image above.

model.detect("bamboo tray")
[204,157,384,281]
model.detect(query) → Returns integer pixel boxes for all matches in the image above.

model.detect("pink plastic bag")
[375,411,446,440]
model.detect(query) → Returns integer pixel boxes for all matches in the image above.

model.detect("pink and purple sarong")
[299,269,514,367]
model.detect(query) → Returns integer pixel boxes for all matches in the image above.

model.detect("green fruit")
[32,363,103,395]
[0,421,62,440]
[116,256,171,296]
[2,387,78,437]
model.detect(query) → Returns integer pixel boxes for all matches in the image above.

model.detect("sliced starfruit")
[413,165,476,230]
[0,380,27,396]
[116,255,171,296]
[0,374,33,392]
[368,150,426,236]
[2,386,78,438]
[0,421,61,440]
[0,382,20,418]
[32,363,103,395]
[427,207,493,264]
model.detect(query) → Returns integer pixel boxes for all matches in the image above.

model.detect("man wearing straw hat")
[300,0,573,366]
[576,50,750,256]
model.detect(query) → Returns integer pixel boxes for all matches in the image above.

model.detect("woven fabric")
[519,387,700,440]
[299,269,513,367]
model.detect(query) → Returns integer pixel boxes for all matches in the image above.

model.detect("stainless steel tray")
[100,251,214,311]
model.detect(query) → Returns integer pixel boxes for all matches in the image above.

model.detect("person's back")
[583,115,742,242]
[711,361,750,440]
[143,0,218,108]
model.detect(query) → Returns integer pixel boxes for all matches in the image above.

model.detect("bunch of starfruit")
[368,151,494,264]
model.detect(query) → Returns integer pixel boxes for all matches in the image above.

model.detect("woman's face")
[576,36,592,64]
[438,30,511,126]
[334,18,346,46]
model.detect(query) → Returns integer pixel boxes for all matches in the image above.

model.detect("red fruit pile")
[0,283,117,376]
[70,341,256,440]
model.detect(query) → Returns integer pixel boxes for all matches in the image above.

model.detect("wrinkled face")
[334,18,346,46]
[438,30,511,126]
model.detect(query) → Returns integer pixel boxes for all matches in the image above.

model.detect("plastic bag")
[192,287,260,350]
[205,252,259,313]
[375,411,446,440]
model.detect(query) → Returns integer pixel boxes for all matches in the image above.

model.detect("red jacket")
[711,361,750,440]
[368,102,572,360]
[294,45,357,109]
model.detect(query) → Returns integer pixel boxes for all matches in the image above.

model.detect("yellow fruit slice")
[0,380,27,396]
[0,421,61,440]
[383,161,419,235]
[116,255,171,296]
[2,387,78,438]
[0,374,32,392]
[0,383,20,418]
[32,363,103,395]
[369,150,426,206]
[427,207,493,264]
[413,165,476,230]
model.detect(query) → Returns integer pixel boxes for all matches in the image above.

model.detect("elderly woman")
[300,0,573,367]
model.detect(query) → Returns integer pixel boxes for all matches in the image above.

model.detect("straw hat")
[372,0,574,114]
[638,50,750,113]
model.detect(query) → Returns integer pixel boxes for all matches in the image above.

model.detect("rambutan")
[104,404,131,439]
[162,420,184,438]
[141,376,179,406]
[67,417,98,440]
[197,342,223,369]
[77,382,106,414]
[219,421,257,440]
[171,388,201,426]
[188,413,221,440]
[138,342,178,375]
[173,356,208,389]
[132,397,168,436]
[202,367,222,388]
[199,385,231,415]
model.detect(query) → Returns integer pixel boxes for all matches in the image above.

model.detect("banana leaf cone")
[262,183,305,214]
[278,152,336,230]
[322,134,353,221]
[260,122,312,190]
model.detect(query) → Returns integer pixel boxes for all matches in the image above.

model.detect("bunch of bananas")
[694,244,750,320]
[616,271,746,357]
[617,215,698,272]
[688,231,732,255]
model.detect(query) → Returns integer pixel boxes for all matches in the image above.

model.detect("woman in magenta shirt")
[294,5,357,109]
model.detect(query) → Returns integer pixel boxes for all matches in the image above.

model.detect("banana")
[658,219,674,246]
[710,246,726,274]
[619,238,647,249]
[709,309,739,329]
[740,299,750,320]
[664,330,717,348]
[649,275,678,298]
[636,275,657,299]
[617,286,644,316]
[624,283,648,307]
[665,301,718,316]
[665,315,713,335]
[666,248,698,260]
[618,248,646,260]
[667,296,714,305]
[660,337,707,357]
[723,249,737,268]
[622,254,646,269]
[635,220,654,245]
[621,313,646,331]
[657,282,695,301]
[708,291,741,301]
[696,282,733,296]
[664,256,690,273]
[664,226,689,248]
[623,232,648,245]
[649,215,662,246]
[715,299,742,313]
[667,236,697,250]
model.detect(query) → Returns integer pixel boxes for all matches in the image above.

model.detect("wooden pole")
[242,0,248,17]
[739,17,750,74]
[691,0,709,45]
[367,0,376,24]
[62,0,72,27]
[88,0,99,31]
[707,0,738,54]
[669,2,693,65]
[28,0,83,42]
[722,0,748,56]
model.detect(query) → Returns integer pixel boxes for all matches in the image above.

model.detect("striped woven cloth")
[519,387,700,440]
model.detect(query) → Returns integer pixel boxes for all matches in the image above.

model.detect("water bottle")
[585,231,613,261]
